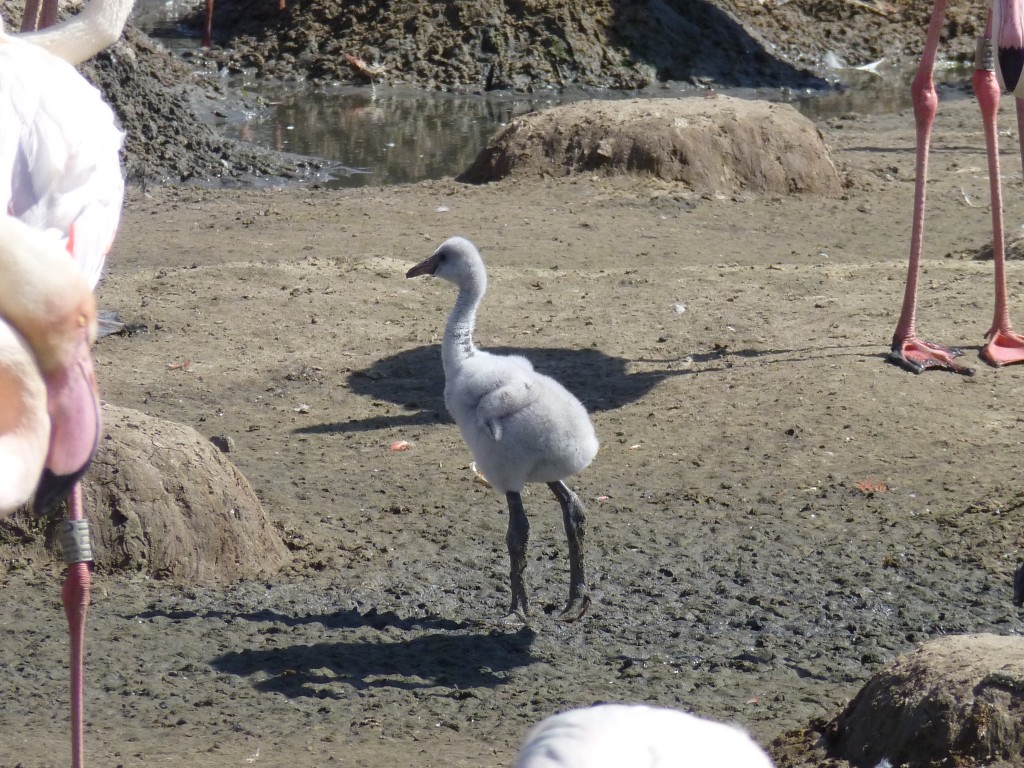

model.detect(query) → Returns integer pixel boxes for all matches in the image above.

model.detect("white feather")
[0,22,125,290]
[515,704,774,768]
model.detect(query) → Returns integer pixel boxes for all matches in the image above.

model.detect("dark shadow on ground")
[610,0,828,89]
[128,605,471,632]
[207,617,536,697]
[298,344,687,434]
[295,342,877,434]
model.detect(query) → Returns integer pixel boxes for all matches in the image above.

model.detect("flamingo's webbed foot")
[982,327,1024,367]
[889,337,975,376]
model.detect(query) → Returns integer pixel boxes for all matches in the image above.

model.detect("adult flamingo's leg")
[202,0,214,47]
[19,0,58,32]
[976,67,1024,363]
[58,486,93,768]
[890,0,975,375]
[979,4,1024,364]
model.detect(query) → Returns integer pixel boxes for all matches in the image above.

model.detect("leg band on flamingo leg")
[977,36,994,71]
[59,519,93,565]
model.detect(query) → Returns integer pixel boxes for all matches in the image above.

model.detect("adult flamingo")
[3,0,130,286]
[0,217,100,767]
[1,1,131,766]
[890,1,1024,374]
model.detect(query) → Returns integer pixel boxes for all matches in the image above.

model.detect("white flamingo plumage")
[0,310,51,512]
[1,5,127,290]
[513,704,774,768]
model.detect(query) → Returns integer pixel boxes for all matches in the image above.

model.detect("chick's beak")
[406,252,440,278]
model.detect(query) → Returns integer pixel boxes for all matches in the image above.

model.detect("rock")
[77,404,289,583]
[209,435,235,453]
[457,97,843,196]
[826,633,1024,767]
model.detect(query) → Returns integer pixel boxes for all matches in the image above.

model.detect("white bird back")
[514,704,774,768]
[420,237,599,494]
[0,23,125,289]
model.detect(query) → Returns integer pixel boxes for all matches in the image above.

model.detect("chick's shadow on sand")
[294,342,866,435]
[295,344,691,435]
[169,606,538,698]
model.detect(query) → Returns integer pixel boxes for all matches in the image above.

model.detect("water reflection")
[791,63,972,120]
[221,85,583,188]
[217,67,973,188]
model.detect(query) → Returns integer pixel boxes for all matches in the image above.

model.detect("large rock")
[826,634,1024,767]
[457,96,843,196]
[74,404,289,582]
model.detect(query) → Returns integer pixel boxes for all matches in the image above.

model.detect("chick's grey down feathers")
[406,237,598,619]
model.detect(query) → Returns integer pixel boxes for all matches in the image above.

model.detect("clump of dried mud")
[84,404,290,583]
[457,96,843,196]
[826,635,1024,767]
[1,405,289,584]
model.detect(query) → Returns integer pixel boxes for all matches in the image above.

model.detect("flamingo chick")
[407,237,599,621]
[514,704,774,768]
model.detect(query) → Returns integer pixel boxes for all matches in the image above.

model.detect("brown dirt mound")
[0,404,290,583]
[79,403,290,583]
[456,96,843,195]
[825,634,1024,768]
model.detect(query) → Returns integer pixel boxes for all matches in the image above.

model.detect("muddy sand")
[4,91,1024,767]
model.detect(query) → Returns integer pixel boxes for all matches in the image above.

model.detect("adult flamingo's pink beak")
[35,349,100,514]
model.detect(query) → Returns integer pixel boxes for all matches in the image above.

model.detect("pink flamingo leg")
[18,0,58,32]
[979,23,1024,364]
[60,485,92,768]
[202,0,214,47]
[1017,98,1024,171]
[890,0,975,375]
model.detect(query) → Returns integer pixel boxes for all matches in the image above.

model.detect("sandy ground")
[3,94,1024,767]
